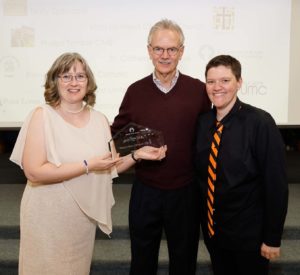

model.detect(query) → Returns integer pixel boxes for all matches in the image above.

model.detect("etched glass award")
[109,122,164,156]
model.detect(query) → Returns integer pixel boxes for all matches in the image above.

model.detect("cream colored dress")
[10,104,117,275]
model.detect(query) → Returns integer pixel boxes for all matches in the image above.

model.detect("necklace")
[60,103,85,114]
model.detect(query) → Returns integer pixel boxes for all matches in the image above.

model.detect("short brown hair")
[44,52,97,107]
[205,55,242,81]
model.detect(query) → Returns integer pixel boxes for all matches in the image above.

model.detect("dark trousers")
[208,244,269,275]
[129,179,201,275]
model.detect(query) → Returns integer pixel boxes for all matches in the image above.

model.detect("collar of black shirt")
[211,97,243,130]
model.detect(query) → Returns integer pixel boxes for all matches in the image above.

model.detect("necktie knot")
[216,121,224,133]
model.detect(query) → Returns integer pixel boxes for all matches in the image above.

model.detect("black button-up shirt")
[195,98,288,251]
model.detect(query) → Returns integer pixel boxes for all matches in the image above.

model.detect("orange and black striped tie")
[207,121,224,237]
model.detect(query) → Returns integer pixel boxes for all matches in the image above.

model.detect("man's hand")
[135,145,167,161]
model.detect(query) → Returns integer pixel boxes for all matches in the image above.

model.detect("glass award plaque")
[109,122,164,156]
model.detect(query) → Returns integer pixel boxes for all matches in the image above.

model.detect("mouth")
[159,60,171,65]
[213,92,225,96]
[67,89,81,93]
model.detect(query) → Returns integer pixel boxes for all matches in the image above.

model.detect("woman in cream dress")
[10,52,166,275]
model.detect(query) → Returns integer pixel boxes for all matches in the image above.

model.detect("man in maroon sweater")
[111,19,211,275]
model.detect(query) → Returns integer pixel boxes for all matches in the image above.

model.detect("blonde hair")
[44,52,97,107]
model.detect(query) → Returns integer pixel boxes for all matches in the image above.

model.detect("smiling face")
[147,29,184,79]
[57,61,88,107]
[206,65,242,120]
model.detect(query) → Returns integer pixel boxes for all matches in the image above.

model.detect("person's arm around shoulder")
[22,107,119,184]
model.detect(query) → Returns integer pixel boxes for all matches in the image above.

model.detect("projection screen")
[0,0,297,127]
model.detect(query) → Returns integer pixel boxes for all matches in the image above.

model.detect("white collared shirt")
[152,70,179,93]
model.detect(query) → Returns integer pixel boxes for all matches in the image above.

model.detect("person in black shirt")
[195,55,288,275]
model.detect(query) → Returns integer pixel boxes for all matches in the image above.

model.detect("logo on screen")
[213,7,235,31]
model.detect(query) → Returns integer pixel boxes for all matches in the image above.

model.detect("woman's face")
[57,61,88,106]
[206,65,242,117]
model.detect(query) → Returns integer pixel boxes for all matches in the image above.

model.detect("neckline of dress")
[46,104,92,129]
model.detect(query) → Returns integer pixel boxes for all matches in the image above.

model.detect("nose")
[161,49,169,58]
[214,82,222,89]
[70,76,78,84]
[213,80,224,90]
[211,84,223,93]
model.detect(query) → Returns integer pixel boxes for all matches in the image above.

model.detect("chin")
[212,102,224,109]
[158,68,173,74]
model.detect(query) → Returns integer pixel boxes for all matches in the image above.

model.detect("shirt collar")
[152,70,179,93]
[212,98,243,129]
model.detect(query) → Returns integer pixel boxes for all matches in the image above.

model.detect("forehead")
[206,65,234,78]
[63,60,85,73]
[150,29,180,46]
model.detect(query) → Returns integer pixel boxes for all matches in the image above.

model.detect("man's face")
[147,29,184,78]
[206,65,242,115]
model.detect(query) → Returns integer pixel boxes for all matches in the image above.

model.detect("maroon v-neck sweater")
[112,73,211,189]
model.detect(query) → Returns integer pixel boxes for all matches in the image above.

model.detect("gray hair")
[147,19,185,46]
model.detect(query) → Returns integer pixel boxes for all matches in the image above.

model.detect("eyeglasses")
[206,78,232,86]
[58,73,87,83]
[149,45,183,56]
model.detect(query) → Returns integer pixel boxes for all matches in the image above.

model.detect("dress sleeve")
[10,108,36,169]
[10,105,62,169]
[42,106,62,167]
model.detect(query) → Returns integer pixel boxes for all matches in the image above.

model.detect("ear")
[178,46,185,60]
[147,45,153,60]
[237,77,243,91]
